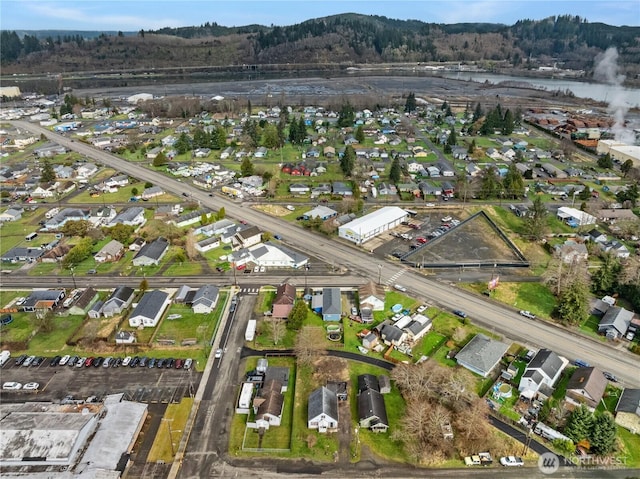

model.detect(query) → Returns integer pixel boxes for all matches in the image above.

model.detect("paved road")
[242,347,395,370]
[12,120,640,389]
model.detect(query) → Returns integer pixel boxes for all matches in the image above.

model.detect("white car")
[214,349,223,359]
[76,356,86,368]
[59,355,71,366]
[519,310,536,319]
[417,304,428,313]
[253,266,260,273]
[23,382,39,390]
[259,266,266,273]
[22,355,35,367]
[351,306,358,316]
[394,284,407,292]
[184,358,193,370]
[122,356,132,367]
[500,456,524,467]
[425,203,435,207]
[3,381,22,390]
[14,297,26,306]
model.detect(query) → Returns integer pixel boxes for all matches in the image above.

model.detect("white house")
[557,207,597,226]
[192,285,219,314]
[308,386,339,433]
[519,349,568,399]
[128,290,171,328]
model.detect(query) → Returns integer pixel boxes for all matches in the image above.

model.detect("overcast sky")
[2,0,638,31]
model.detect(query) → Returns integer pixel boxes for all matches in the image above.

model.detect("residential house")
[220,147,235,160]
[193,148,211,158]
[34,142,66,158]
[303,205,337,221]
[357,375,389,433]
[584,229,608,244]
[1,247,45,263]
[402,314,433,342]
[307,386,339,433]
[77,163,98,178]
[254,379,284,429]
[129,238,146,252]
[565,367,608,411]
[101,286,135,318]
[615,389,640,433]
[253,147,268,158]
[40,244,70,263]
[195,237,220,253]
[132,237,169,267]
[43,208,90,231]
[289,183,310,195]
[22,290,65,312]
[332,182,353,196]
[234,226,262,249]
[554,240,588,264]
[31,183,57,198]
[377,321,406,346]
[358,281,385,311]
[264,366,290,392]
[601,240,630,259]
[519,349,567,400]
[321,287,342,321]
[362,331,379,349]
[455,334,510,378]
[107,207,146,228]
[323,146,336,158]
[598,307,633,339]
[557,207,597,227]
[128,290,171,328]
[68,288,99,316]
[94,240,124,263]
[192,285,219,314]
[272,283,296,318]
[141,186,164,200]
[597,208,638,224]
[0,208,23,222]
[115,330,136,344]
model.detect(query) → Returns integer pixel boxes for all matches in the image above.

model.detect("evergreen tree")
[472,102,483,122]
[340,145,356,176]
[152,151,168,167]
[556,278,590,325]
[40,159,56,183]
[502,109,514,134]
[591,253,620,294]
[337,102,355,127]
[467,139,476,155]
[287,299,307,331]
[240,157,254,177]
[404,92,417,113]
[590,412,617,455]
[297,116,307,142]
[355,125,365,143]
[288,117,299,144]
[565,405,594,444]
[524,196,549,240]
[597,153,613,169]
[478,165,502,199]
[621,159,634,177]
[174,132,191,155]
[389,155,401,184]
[502,164,525,199]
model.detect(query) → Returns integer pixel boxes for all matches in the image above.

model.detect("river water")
[441,72,640,107]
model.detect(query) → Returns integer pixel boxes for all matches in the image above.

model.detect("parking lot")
[0,357,202,404]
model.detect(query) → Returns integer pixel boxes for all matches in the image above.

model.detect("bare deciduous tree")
[184,229,198,261]
[294,326,325,367]
[266,317,286,346]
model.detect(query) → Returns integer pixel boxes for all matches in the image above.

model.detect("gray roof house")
[68,288,99,316]
[598,307,633,339]
[0,208,23,222]
[107,206,146,227]
[455,334,510,378]
[565,367,608,411]
[615,389,640,432]
[307,386,339,433]
[22,290,65,312]
[192,285,219,314]
[518,349,567,399]
[94,240,124,263]
[132,237,169,267]
[128,290,171,328]
[1,247,44,263]
[101,286,135,318]
[322,287,342,321]
[357,382,389,432]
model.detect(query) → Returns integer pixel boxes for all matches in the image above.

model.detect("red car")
[416,237,427,244]
[84,357,94,367]
[236,264,246,271]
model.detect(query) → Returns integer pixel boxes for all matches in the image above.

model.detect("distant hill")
[2,14,639,80]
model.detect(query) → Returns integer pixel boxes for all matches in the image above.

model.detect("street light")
[69,267,77,289]
[304,263,310,291]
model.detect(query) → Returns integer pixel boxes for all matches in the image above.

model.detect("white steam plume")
[593,47,634,144]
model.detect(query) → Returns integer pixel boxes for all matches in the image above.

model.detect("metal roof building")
[338,206,407,244]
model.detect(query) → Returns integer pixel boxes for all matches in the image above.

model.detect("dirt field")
[253,204,291,217]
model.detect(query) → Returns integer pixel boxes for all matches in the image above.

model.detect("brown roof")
[73,288,98,309]
[358,281,385,300]
[273,283,296,305]
[256,388,284,419]
[566,367,607,407]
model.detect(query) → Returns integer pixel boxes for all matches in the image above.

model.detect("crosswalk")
[240,287,260,295]
[385,270,405,286]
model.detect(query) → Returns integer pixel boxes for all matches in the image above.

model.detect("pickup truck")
[464,452,493,466]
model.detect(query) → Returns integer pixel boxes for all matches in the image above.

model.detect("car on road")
[394,284,407,292]
[2,382,22,390]
[274,234,282,240]
[453,310,468,319]
[500,456,524,467]
[519,310,536,319]
[23,382,39,391]
[603,371,618,382]
[574,359,590,368]
[425,203,435,207]
[214,349,223,359]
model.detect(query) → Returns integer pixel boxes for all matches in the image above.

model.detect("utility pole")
[162,418,175,456]
[377,264,382,285]
[70,267,77,289]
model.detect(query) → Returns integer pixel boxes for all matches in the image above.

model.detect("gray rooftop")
[308,386,338,421]
[616,388,640,416]
[528,349,563,380]
[455,334,510,375]
[322,287,342,315]
[129,290,169,320]
[135,237,169,261]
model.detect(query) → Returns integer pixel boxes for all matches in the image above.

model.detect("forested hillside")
[1,14,638,78]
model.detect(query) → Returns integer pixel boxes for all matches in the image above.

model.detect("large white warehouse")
[338,206,408,244]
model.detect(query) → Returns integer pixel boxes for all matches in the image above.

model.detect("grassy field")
[617,426,640,468]
[153,297,226,346]
[147,398,194,463]
[464,281,556,319]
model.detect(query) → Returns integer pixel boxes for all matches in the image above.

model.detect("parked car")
[92,357,103,367]
[130,356,140,368]
[49,355,62,367]
[2,381,22,390]
[68,356,79,367]
[175,359,183,369]
[351,306,358,316]
[87,269,97,274]
[139,357,148,368]
[603,371,618,382]
[59,355,70,366]
[500,456,524,467]
[103,357,112,368]
[22,355,35,367]
[84,357,94,367]
[453,310,468,319]
[519,310,536,319]
[23,382,40,391]
[32,356,44,366]
[148,358,156,368]
[166,358,175,369]
[274,235,282,240]
[253,266,260,273]
[122,356,132,367]
[14,354,27,366]
[236,264,246,271]
[77,357,87,368]
[184,358,193,370]
[259,266,266,273]
[574,359,590,368]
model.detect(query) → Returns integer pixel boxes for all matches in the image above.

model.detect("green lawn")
[411,331,447,359]
[596,386,622,414]
[617,426,640,468]
[147,398,194,463]
[579,315,606,341]
[154,298,226,346]
[552,366,577,400]
[27,315,85,355]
